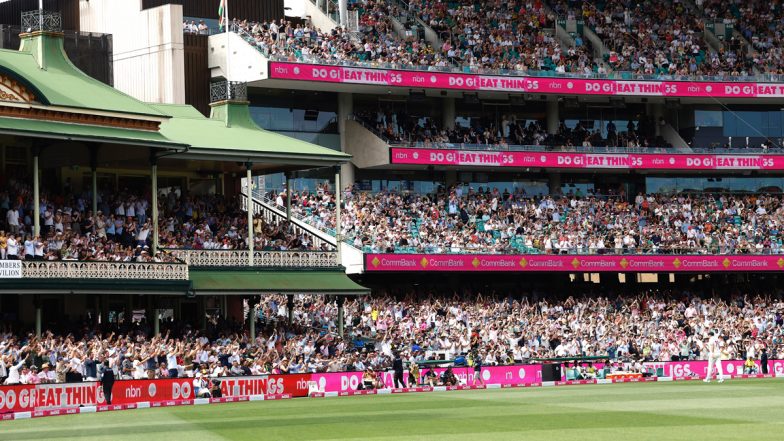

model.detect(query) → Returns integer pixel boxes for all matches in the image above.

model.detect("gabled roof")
[0,33,166,118]
[150,102,351,165]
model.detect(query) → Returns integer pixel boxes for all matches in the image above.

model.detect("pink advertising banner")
[390,148,784,170]
[365,254,784,273]
[269,62,784,98]
[665,360,781,378]
[310,364,542,392]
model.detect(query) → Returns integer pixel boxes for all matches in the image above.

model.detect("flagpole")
[225,0,231,99]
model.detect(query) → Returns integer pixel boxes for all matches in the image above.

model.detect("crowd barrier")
[1,360,781,415]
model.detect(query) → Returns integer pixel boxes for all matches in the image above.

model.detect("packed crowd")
[2,290,783,385]
[206,0,784,77]
[356,110,666,149]
[698,0,784,74]
[276,185,784,255]
[219,1,595,73]
[588,0,749,76]
[0,177,325,262]
[229,14,448,69]
[410,0,597,74]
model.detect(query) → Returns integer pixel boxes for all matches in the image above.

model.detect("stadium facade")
[0,5,366,337]
[1,0,784,333]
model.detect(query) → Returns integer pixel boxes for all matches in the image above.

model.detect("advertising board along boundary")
[1,360,782,420]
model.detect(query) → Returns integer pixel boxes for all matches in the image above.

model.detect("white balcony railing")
[168,249,339,268]
[22,261,189,280]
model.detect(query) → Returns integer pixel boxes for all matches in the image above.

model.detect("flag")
[218,0,226,30]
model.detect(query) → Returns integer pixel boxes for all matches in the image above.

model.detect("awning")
[0,116,185,149]
[189,269,369,296]
[0,279,191,295]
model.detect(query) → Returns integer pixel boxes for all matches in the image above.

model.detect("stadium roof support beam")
[151,155,159,255]
[285,171,292,222]
[89,145,98,216]
[337,296,345,338]
[249,298,256,341]
[547,99,559,135]
[246,162,254,267]
[32,147,40,237]
[335,167,342,265]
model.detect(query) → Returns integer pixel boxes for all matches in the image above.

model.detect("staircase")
[303,0,343,32]
[240,191,365,274]
[393,0,442,49]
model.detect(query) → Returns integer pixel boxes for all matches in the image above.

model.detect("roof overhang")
[189,269,369,296]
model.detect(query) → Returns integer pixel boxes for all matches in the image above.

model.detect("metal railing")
[353,116,784,155]
[213,8,783,83]
[21,10,61,33]
[168,249,338,268]
[21,260,189,280]
[387,142,784,155]
[209,80,247,102]
[239,192,335,249]
[265,54,784,83]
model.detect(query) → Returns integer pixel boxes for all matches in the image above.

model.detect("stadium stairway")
[304,0,346,33]
[344,118,393,168]
[208,31,268,84]
[242,190,366,274]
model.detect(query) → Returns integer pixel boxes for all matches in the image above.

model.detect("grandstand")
[2,1,784,440]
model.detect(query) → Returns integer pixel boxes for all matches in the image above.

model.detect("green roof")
[190,269,368,295]
[151,102,351,164]
[0,33,165,117]
[0,115,182,147]
[0,32,349,166]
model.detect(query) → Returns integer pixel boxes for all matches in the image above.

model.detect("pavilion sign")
[0,260,22,278]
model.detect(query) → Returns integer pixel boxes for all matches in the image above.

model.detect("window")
[646,177,784,194]
[695,110,723,127]
[249,107,338,133]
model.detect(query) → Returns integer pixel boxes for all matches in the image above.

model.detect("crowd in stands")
[182,20,210,35]
[0,177,325,262]
[356,110,667,149]
[198,0,784,76]
[588,0,750,76]
[409,0,598,74]
[698,0,783,74]
[229,14,448,69]
[276,185,784,255]
[2,290,783,385]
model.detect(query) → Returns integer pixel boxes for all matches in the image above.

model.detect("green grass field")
[3,379,784,440]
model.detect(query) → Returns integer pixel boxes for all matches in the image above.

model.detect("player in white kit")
[703,332,725,383]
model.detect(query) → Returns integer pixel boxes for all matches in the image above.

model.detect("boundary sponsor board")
[365,254,784,273]
[309,364,542,393]
[268,62,784,99]
[1,361,781,415]
[390,148,784,170]
[665,360,782,378]
[0,378,193,414]
[0,375,722,421]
